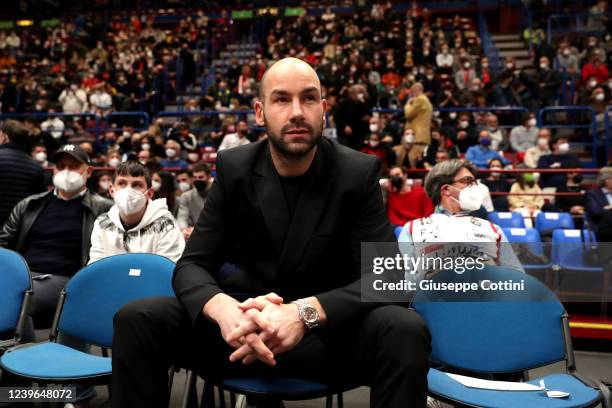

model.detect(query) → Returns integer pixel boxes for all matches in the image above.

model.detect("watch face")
[303,306,318,323]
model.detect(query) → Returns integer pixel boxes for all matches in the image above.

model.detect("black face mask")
[572,175,583,184]
[194,180,208,192]
[391,176,404,189]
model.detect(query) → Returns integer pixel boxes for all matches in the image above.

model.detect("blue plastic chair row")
[490,211,575,234]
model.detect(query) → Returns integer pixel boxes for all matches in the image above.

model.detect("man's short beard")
[264,115,323,157]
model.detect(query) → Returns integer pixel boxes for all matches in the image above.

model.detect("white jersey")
[406,213,502,278]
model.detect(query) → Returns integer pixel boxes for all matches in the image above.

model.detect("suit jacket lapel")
[278,142,335,275]
[253,147,290,255]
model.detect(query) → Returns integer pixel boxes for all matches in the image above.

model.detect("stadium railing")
[101,111,151,134]
[5,105,608,163]
[546,11,612,42]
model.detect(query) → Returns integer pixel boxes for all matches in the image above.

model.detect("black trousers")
[111,297,431,408]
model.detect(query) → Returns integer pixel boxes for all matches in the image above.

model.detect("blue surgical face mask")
[480,137,491,147]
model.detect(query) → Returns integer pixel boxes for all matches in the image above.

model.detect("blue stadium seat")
[412,266,606,408]
[0,253,175,384]
[550,229,603,273]
[0,248,32,351]
[535,212,575,236]
[489,212,526,229]
[502,228,551,270]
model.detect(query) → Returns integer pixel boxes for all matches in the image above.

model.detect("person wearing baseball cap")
[586,166,612,242]
[0,143,112,403]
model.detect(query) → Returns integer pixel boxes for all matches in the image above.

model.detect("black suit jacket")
[586,188,609,222]
[173,138,397,328]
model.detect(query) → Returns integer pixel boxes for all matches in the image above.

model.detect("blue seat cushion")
[428,368,600,408]
[222,378,331,398]
[0,342,111,381]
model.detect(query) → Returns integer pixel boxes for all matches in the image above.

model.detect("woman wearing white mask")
[88,161,185,264]
[398,159,524,279]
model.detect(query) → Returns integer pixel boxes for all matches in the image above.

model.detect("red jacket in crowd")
[582,62,609,84]
[386,186,434,227]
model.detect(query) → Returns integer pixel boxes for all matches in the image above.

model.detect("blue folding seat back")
[502,227,548,262]
[413,266,566,373]
[57,253,175,348]
[536,212,575,235]
[0,248,31,333]
[550,229,603,273]
[489,212,525,229]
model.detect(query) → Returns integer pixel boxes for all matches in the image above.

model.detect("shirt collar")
[434,204,468,217]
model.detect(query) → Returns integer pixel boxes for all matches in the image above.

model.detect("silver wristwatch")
[291,299,319,330]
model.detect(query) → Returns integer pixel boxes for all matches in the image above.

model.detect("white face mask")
[53,169,86,193]
[451,183,483,212]
[99,180,111,191]
[178,181,192,192]
[141,143,151,151]
[490,167,502,177]
[165,148,177,158]
[589,80,598,88]
[108,157,121,168]
[537,138,549,148]
[152,180,161,191]
[369,124,378,133]
[527,118,537,127]
[595,93,605,101]
[114,187,147,216]
[449,112,457,120]
[34,152,47,163]
[558,142,570,154]
[404,134,415,144]
[369,140,379,148]
[459,121,469,129]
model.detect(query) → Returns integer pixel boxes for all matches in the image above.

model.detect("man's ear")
[321,98,328,126]
[254,99,265,127]
[85,165,93,178]
[441,184,451,197]
[145,188,154,200]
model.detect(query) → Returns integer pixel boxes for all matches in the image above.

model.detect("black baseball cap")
[50,144,91,165]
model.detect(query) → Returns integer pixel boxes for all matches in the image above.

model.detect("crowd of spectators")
[0,1,610,231]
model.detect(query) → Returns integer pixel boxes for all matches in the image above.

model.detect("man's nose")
[289,99,305,121]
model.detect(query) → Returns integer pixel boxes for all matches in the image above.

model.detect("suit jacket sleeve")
[172,156,229,324]
[404,98,422,121]
[314,158,399,328]
[586,190,605,220]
